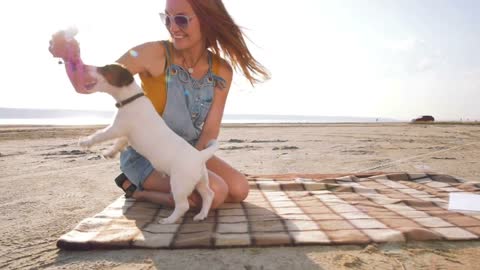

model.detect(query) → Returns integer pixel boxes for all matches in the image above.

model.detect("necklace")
[182,50,206,74]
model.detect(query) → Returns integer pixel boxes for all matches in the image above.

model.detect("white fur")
[79,65,217,224]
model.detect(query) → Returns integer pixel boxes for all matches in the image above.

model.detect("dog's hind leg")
[193,167,214,221]
[160,173,192,224]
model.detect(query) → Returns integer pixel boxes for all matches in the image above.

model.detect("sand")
[1,122,480,269]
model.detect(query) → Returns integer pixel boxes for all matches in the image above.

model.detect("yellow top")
[139,41,222,115]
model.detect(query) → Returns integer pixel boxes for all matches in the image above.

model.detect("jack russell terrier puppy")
[78,63,217,224]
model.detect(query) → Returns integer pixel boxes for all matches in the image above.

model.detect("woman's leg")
[206,156,249,203]
[122,169,229,209]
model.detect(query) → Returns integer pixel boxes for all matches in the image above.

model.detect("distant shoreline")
[2,107,479,126]
[0,107,398,124]
[2,121,480,130]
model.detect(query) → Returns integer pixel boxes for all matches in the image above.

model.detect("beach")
[1,122,480,269]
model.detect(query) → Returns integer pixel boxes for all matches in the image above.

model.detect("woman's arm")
[49,31,162,92]
[48,32,98,94]
[116,41,167,77]
[195,59,233,150]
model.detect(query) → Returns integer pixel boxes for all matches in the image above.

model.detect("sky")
[1,0,479,121]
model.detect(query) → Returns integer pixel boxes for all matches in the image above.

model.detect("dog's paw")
[193,212,208,221]
[101,149,118,159]
[78,137,93,148]
[159,217,178,224]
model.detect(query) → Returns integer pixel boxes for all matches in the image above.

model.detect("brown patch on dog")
[97,64,134,87]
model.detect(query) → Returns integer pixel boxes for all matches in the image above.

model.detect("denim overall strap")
[160,45,198,145]
[160,44,228,146]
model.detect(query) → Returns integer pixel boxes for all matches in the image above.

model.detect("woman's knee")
[206,156,249,203]
[227,173,249,203]
[208,174,229,209]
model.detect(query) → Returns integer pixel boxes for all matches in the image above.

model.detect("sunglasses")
[159,13,195,29]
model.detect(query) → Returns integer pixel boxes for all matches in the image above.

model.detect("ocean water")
[0,108,397,125]
[0,108,114,125]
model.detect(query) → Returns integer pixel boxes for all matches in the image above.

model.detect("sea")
[0,108,398,125]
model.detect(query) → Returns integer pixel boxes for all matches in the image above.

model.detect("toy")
[49,26,79,64]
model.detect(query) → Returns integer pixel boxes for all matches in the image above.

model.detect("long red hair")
[187,0,270,85]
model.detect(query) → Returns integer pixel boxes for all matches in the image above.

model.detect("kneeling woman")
[49,0,269,209]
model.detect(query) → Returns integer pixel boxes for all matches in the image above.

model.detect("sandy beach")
[1,122,480,269]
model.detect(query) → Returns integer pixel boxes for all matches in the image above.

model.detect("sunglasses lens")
[159,13,190,29]
[174,16,189,28]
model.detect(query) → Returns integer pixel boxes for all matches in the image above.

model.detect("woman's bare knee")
[208,173,229,209]
[226,173,249,203]
[132,170,230,209]
[206,156,249,203]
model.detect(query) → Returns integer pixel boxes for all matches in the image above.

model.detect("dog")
[78,63,217,224]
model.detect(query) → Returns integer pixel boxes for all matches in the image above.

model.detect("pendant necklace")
[183,50,206,74]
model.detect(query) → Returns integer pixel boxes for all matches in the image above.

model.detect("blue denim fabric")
[119,146,154,190]
[163,64,225,145]
[119,41,226,189]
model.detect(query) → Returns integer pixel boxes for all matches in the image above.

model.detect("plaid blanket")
[57,173,480,250]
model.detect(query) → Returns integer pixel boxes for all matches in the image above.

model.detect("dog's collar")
[115,93,145,108]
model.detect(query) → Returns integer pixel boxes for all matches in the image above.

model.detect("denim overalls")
[119,41,226,190]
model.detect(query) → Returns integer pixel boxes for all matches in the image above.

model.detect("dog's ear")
[97,64,134,87]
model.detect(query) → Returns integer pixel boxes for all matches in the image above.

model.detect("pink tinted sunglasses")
[159,13,195,29]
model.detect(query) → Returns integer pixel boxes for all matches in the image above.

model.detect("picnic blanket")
[57,172,480,250]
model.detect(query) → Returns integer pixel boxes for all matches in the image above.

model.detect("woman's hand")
[48,30,80,62]
[48,29,99,93]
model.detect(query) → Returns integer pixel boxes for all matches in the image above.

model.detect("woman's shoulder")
[209,53,232,91]
[131,40,167,55]
[118,40,168,76]
[212,53,233,80]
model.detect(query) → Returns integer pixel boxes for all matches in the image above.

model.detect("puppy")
[78,63,217,224]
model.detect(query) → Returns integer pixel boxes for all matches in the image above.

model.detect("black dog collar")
[115,93,145,108]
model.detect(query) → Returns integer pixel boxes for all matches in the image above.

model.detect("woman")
[48,0,269,209]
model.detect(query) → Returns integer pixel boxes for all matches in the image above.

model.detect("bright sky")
[1,0,479,121]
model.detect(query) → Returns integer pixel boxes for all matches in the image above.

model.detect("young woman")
[48,0,269,209]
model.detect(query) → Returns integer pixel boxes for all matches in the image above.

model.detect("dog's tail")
[199,139,219,162]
